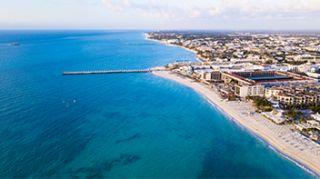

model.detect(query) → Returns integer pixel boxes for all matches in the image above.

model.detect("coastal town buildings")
[148,32,320,144]
[148,31,320,66]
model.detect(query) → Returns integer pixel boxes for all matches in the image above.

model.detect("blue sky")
[1,0,320,30]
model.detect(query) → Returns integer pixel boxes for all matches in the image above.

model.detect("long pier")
[62,69,162,75]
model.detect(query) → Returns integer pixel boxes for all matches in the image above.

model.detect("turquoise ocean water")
[0,30,316,178]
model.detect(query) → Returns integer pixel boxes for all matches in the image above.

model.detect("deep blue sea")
[0,30,316,178]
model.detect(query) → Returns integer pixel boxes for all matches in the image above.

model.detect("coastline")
[153,70,320,176]
[144,34,207,62]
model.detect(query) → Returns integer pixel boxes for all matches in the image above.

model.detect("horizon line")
[1,28,320,32]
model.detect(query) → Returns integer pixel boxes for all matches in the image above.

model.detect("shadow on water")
[198,151,271,178]
[197,134,315,178]
[115,133,141,144]
[0,121,94,178]
[71,154,141,178]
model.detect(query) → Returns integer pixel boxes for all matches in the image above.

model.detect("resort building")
[265,87,282,99]
[263,83,320,109]
[277,94,320,107]
[199,71,222,81]
[311,113,320,122]
[220,70,316,98]
[236,85,265,98]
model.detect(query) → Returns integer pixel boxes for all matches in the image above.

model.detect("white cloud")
[101,0,184,19]
[206,0,320,19]
[101,0,320,20]
[101,0,125,11]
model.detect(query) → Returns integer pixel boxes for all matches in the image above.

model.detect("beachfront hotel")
[219,70,316,98]
[173,61,318,99]
[266,85,320,109]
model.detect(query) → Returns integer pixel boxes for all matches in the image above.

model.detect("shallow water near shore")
[0,30,316,178]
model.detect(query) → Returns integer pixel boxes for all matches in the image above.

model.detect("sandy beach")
[153,71,320,176]
[145,35,207,62]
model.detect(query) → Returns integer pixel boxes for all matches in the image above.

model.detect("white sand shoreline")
[153,71,320,176]
[144,34,206,62]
